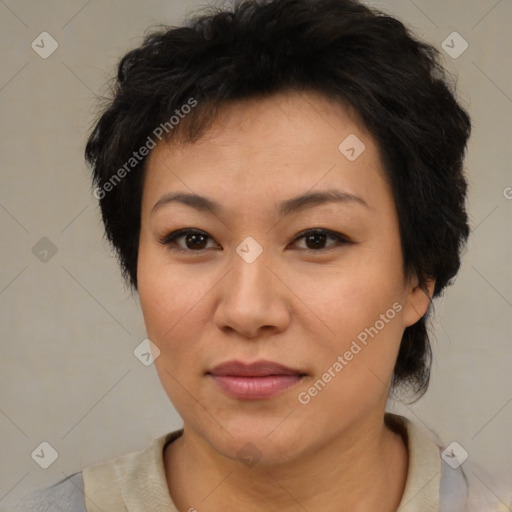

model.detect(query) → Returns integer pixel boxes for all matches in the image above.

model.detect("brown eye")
[159,229,218,252]
[292,229,352,251]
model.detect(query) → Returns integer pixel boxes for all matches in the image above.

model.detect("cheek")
[294,240,406,402]
[137,245,215,380]
[137,248,185,354]
[137,261,208,412]
[138,237,195,333]
[297,278,404,418]
[300,250,404,350]
[139,273,203,352]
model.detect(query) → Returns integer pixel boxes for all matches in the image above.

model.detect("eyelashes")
[159,229,218,252]
[158,228,353,254]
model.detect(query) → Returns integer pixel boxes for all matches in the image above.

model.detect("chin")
[191,414,310,467]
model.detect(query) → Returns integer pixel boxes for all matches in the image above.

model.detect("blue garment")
[7,472,85,512]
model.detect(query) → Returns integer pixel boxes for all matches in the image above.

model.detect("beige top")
[81,414,442,512]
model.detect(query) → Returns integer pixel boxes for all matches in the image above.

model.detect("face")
[137,91,430,464]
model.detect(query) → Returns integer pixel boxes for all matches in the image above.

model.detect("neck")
[164,412,408,512]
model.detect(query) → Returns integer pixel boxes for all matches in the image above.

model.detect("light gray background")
[1,0,511,507]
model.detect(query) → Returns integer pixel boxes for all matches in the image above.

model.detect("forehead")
[142,90,388,214]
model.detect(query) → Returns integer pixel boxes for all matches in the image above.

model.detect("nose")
[213,247,291,339]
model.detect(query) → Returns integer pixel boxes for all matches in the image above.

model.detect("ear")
[402,276,435,328]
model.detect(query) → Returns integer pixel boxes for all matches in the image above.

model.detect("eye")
[159,228,352,253]
[158,229,219,252]
[290,228,352,252]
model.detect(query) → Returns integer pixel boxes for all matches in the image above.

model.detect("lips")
[209,360,304,377]
[207,360,306,399]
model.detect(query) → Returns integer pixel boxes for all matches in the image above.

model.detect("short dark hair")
[85,0,471,398]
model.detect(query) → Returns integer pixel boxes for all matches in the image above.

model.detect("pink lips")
[207,360,305,399]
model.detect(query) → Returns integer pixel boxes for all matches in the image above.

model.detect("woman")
[9,0,505,510]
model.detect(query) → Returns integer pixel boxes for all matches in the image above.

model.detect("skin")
[137,90,435,512]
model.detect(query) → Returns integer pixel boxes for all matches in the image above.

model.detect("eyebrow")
[151,189,369,218]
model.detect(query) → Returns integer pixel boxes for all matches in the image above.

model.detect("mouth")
[206,360,307,399]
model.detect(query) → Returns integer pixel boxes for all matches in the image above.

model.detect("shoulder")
[5,430,183,512]
[6,472,86,512]
[438,445,469,511]
[441,456,512,511]
[389,413,512,512]
[82,429,183,511]
[431,425,512,511]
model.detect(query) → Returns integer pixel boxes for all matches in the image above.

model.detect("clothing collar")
[83,413,441,511]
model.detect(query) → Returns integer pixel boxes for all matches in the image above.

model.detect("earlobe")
[402,278,435,328]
